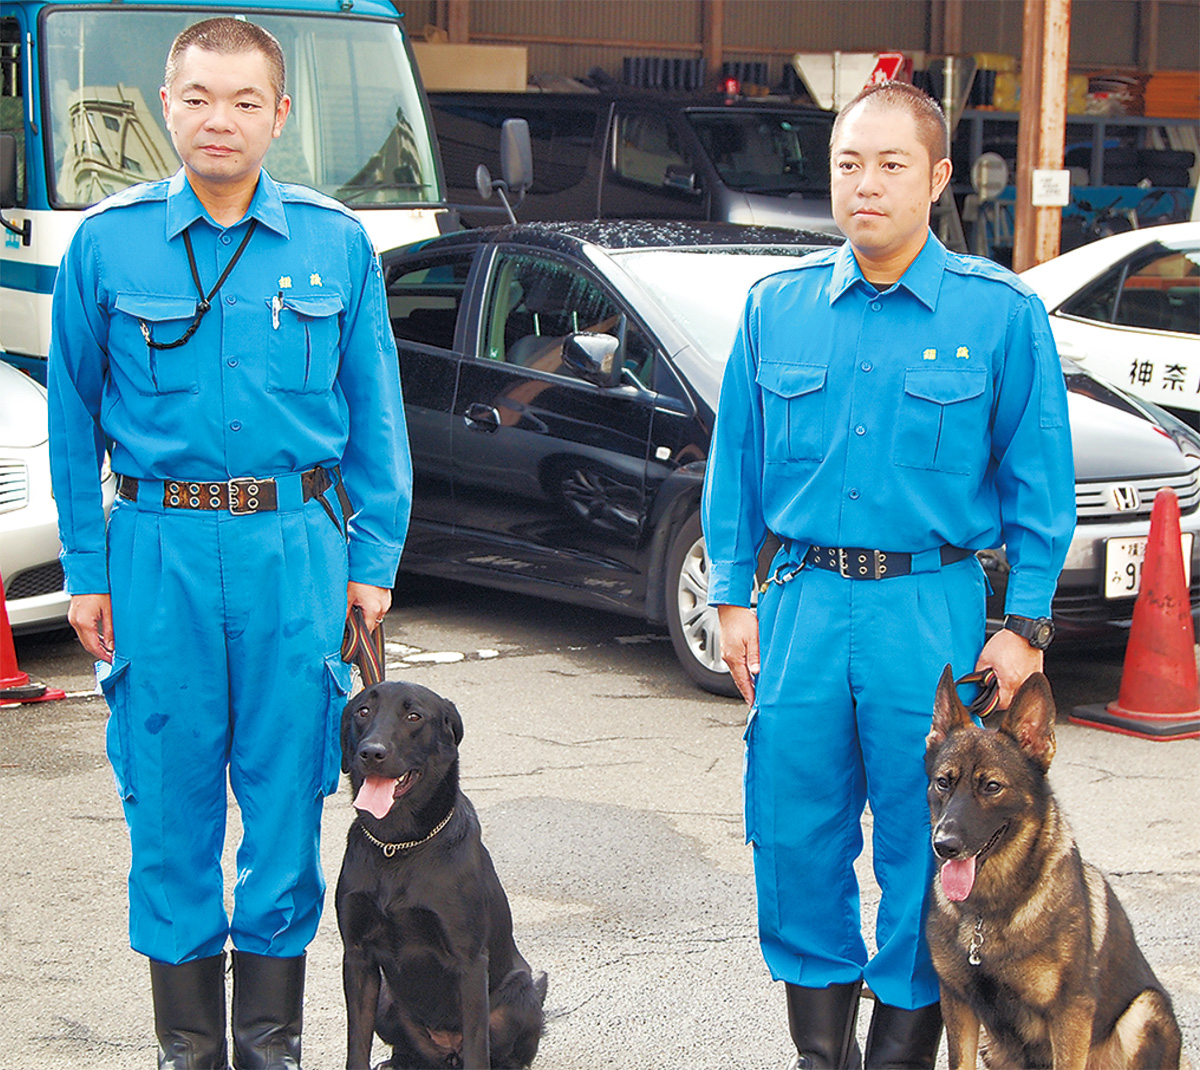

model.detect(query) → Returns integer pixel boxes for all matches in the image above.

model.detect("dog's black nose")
[933,827,966,860]
[358,741,388,764]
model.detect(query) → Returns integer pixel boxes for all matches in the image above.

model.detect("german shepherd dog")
[925,667,1183,1070]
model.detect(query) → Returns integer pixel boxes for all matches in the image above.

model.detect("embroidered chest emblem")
[923,348,937,361]
[310,273,323,287]
[957,346,970,359]
[278,275,293,289]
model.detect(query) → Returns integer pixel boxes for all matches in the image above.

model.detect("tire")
[664,512,740,697]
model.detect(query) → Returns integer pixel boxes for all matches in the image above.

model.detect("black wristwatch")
[1003,614,1055,650]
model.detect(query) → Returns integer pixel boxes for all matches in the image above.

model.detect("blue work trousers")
[100,483,352,964]
[745,553,986,1009]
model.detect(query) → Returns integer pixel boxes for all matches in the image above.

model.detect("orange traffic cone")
[1071,487,1200,740]
[0,574,66,704]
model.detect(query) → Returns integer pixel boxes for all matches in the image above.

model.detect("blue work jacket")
[702,233,1076,616]
[48,169,412,595]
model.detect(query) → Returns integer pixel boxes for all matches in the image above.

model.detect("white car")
[1021,222,1200,426]
[0,362,114,634]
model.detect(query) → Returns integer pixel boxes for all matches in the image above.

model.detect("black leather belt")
[804,543,973,580]
[116,467,331,515]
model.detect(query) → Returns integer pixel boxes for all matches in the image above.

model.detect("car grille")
[1075,465,1200,522]
[0,461,29,514]
[3,561,65,600]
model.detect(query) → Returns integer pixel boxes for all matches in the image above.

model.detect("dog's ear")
[927,664,973,752]
[998,672,1057,770]
[443,696,464,745]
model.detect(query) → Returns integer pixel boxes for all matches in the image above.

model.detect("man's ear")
[272,94,291,139]
[931,157,952,202]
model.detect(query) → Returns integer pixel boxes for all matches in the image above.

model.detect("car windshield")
[615,247,815,359]
[686,111,831,195]
[40,9,441,208]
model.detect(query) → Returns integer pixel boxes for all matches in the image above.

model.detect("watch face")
[1033,621,1054,647]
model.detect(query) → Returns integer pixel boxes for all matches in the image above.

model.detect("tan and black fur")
[925,667,1183,1070]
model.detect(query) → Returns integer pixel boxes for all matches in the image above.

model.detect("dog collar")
[359,807,455,858]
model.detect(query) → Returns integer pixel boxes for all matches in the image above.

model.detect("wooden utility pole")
[1013,0,1072,271]
[703,0,725,87]
[446,0,470,44]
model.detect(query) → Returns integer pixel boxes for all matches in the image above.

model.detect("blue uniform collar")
[165,168,290,240]
[829,230,946,311]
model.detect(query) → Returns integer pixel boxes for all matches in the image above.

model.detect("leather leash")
[955,667,1000,719]
[341,605,385,686]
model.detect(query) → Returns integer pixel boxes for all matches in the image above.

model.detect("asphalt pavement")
[2,576,1197,1069]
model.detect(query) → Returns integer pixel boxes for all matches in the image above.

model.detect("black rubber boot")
[230,951,305,1070]
[863,1001,943,1069]
[149,952,230,1070]
[785,981,863,1069]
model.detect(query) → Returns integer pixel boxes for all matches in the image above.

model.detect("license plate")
[1104,533,1194,599]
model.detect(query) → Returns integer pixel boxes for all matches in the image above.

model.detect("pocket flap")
[756,362,826,399]
[904,368,987,405]
[280,295,345,320]
[97,653,131,694]
[114,292,198,322]
[323,651,353,697]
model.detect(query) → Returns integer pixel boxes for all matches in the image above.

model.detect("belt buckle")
[228,476,264,515]
[837,548,850,578]
[843,548,888,579]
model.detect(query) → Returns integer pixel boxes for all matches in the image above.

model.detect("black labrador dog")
[337,681,547,1069]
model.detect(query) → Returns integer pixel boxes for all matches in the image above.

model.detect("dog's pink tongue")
[354,777,396,820]
[941,857,977,902]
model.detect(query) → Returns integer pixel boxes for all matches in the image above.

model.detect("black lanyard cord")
[140,220,259,351]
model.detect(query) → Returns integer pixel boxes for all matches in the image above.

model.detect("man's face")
[161,44,289,191]
[830,101,951,271]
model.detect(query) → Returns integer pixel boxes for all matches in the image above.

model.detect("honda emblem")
[1108,485,1141,512]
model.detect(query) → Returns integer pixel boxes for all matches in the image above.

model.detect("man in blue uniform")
[702,82,1074,1069]
[48,19,411,1069]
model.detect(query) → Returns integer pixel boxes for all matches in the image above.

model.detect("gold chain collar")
[358,807,456,858]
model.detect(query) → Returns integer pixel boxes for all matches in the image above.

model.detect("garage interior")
[403,0,1199,267]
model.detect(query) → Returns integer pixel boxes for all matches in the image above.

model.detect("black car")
[384,221,1200,696]
[429,89,837,233]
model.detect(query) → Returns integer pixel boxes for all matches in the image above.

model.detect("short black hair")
[831,81,950,168]
[165,18,285,107]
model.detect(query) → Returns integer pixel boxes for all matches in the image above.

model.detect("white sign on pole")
[1031,169,1071,207]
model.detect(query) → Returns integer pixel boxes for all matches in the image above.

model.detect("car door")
[385,246,478,558]
[1048,237,1200,420]
[450,247,658,601]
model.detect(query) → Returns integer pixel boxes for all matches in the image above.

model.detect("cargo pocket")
[267,294,344,394]
[893,367,987,474]
[756,362,827,463]
[99,655,137,802]
[112,293,200,394]
[317,653,353,798]
[742,702,761,846]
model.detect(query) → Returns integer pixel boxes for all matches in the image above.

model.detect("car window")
[432,100,599,195]
[1061,242,1200,336]
[612,112,697,192]
[386,252,474,349]
[687,112,831,194]
[482,252,657,386]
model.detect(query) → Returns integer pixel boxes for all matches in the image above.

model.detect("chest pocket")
[112,293,200,395]
[267,294,345,394]
[894,367,987,474]
[756,362,827,463]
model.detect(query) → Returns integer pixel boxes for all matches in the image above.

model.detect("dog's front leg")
[1049,999,1094,1069]
[343,946,381,1070]
[459,953,491,1069]
[940,992,981,1070]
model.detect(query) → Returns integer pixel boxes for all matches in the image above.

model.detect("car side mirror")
[474,118,534,225]
[562,331,623,389]
[663,163,698,194]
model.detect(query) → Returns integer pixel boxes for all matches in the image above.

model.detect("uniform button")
[227,358,239,368]
[871,301,882,312]
[225,295,236,305]
[855,425,866,436]
[861,360,873,372]
[849,488,860,500]
[220,234,232,245]
[230,420,242,431]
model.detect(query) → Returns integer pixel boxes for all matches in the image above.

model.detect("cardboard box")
[412,42,528,92]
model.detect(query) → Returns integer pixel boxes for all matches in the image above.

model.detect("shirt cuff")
[706,562,758,609]
[348,541,402,590]
[1002,569,1057,619]
[61,550,110,597]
